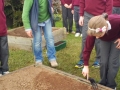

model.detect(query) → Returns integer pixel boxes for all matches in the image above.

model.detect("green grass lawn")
[9,20,120,90]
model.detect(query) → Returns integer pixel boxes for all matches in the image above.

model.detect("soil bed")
[7,27,66,51]
[0,65,112,90]
[6,27,111,90]
[0,65,93,90]
[8,27,59,38]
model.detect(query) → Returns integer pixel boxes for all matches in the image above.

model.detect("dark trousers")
[99,40,120,89]
[112,7,120,69]
[0,36,9,72]
[74,6,82,33]
[79,12,100,62]
[112,7,120,14]
[61,5,73,32]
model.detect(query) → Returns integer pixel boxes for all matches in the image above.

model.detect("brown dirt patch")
[0,65,92,90]
[7,27,59,38]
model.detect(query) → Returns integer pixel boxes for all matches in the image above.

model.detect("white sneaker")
[80,34,82,37]
[0,73,2,76]
[71,31,75,34]
[114,87,116,90]
[35,61,42,67]
[50,60,58,67]
[66,32,69,34]
[3,71,10,75]
[75,33,80,37]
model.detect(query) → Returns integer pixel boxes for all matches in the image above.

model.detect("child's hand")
[51,7,54,13]
[68,4,72,8]
[26,30,33,38]
[82,66,89,80]
[71,10,74,14]
[64,4,69,8]
[79,16,84,26]
[114,38,120,49]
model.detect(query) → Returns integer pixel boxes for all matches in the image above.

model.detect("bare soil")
[8,27,59,38]
[5,27,111,90]
[0,65,93,90]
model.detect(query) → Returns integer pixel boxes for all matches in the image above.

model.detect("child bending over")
[82,13,120,89]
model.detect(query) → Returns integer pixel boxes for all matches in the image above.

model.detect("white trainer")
[72,31,75,34]
[50,60,58,67]
[3,71,10,75]
[80,34,82,37]
[0,73,2,76]
[35,62,42,67]
[75,33,80,37]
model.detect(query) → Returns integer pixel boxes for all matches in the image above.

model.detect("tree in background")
[4,0,23,28]
[4,0,61,28]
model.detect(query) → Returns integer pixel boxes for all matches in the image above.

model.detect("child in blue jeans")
[22,0,58,67]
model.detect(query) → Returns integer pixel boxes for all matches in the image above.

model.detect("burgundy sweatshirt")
[71,0,80,9]
[83,14,120,65]
[72,0,80,6]
[0,0,7,36]
[79,0,113,16]
[113,0,120,7]
[60,0,72,5]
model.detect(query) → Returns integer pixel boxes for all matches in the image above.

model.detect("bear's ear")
[102,13,108,20]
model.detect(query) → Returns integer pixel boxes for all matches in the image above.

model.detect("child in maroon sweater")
[71,0,82,37]
[82,14,120,89]
[0,0,9,76]
[60,0,74,34]
[75,0,113,68]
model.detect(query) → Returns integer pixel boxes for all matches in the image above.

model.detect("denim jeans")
[32,19,56,62]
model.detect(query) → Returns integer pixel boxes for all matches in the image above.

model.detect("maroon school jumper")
[113,0,120,7]
[0,0,7,36]
[72,0,80,9]
[72,0,80,5]
[83,14,120,65]
[79,0,113,16]
[60,0,72,5]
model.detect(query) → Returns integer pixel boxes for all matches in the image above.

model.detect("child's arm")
[82,36,96,79]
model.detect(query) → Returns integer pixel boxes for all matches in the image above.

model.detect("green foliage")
[4,0,62,28]
[4,0,23,28]
[52,0,61,14]
[13,10,23,27]
[4,6,12,18]
[9,48,34,71]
